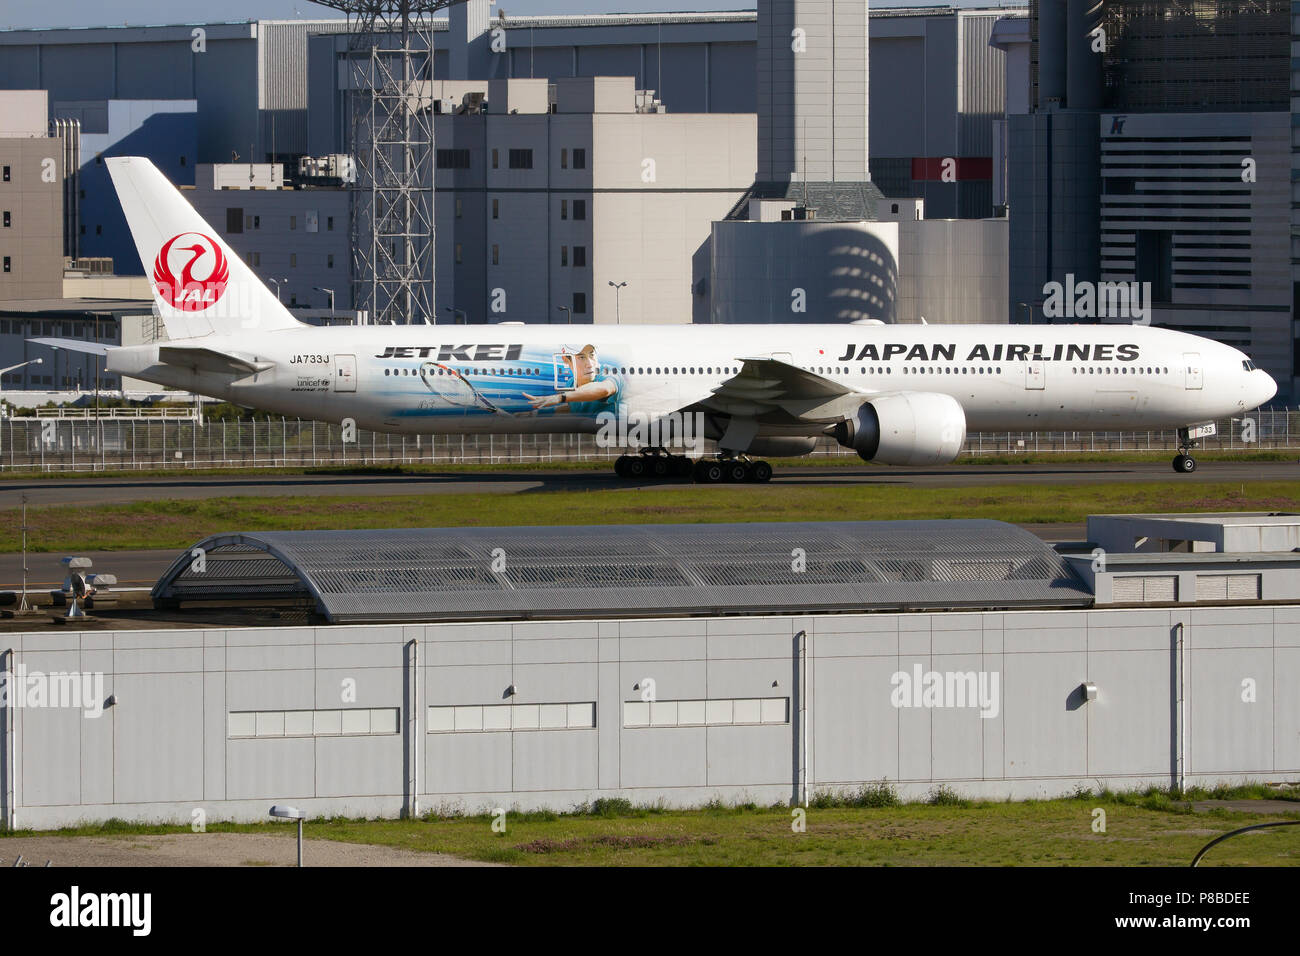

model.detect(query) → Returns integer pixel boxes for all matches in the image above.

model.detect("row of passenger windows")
[382,364,1177,379]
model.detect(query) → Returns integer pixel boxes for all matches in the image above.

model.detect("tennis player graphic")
[526,344,624,418]
[418,361,510,414]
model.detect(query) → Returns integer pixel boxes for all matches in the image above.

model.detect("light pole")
[314,286,335,316]
[442,306,468,325]
[1018,301,1033,325]
[608,280,627,324]
[556,305,571,324]
[267,277,285,302]
[269,805,306,867]
[0,357,43,419]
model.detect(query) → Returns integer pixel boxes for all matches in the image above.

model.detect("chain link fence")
[0,410,1295,473]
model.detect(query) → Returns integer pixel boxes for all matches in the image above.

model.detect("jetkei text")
[376,344,523,361]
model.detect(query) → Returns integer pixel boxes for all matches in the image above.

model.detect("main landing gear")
[1172,428,1198,474]
[612,449,774,483]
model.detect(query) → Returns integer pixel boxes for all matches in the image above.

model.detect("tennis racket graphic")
[419,361,507,414]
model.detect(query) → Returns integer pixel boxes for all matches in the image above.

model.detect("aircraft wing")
[156,346,274,376]
[26,337,113,357]
[681,356,864,422]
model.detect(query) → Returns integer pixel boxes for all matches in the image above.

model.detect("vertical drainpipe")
[3,648,16,831]
[1173,620,1186,792]
[411,637,419,818]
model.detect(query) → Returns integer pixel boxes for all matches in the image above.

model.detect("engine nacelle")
[832,392,967,465]
[745,436,819,457]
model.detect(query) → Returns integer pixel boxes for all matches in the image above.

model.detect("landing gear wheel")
[672,456,694,478]
[1172,454,1197,474]
[695,460,724,483]
[724,461,748,483]
[614,455,630,478]
[750,460,773,483]
[625,456,647,478]
[651,456,671,478]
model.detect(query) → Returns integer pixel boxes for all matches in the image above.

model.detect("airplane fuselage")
[107,322,1274,441]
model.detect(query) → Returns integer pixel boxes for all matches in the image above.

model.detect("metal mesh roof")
[151,520,1091,624]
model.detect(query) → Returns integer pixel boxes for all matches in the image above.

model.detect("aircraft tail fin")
[106,156,305,341]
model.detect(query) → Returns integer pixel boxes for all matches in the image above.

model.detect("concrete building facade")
[0,91,63,301]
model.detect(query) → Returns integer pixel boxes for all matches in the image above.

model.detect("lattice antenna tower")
[314,1,461,325]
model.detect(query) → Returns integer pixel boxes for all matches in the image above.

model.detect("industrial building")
[1009,0,1296,400]
[0,91,63,302]
[2,514,1298,830]
[0,4,1027,332]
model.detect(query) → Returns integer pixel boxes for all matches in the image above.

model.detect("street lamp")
[1017,301,1033,325]
[314,287,335,316]
[1,357,43,412]
[267,277,285,302]
[608,280,627,324]
[269,805,306,867]
[442,306,468,325]
[556,305,571,324]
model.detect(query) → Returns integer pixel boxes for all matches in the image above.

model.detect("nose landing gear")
[1172,427,1199,473]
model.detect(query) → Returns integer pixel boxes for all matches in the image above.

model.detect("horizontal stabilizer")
[26,337,112,356]
[158,346,274,376]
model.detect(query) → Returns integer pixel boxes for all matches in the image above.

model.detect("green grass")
[4,479,1298,552]
[6,785,1297,866]
[2,448,1295,482]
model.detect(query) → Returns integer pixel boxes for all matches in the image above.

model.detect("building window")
[560,245,568,266]
[95,225,102,235]
[2,166,10,182]
[573,291,586,314]
[180,155,187,167]
[573,246,586,267]
[560,199,568,220]
[560,148,568,169]
[574,199,586,220]
[492,198,499,219]
[290,215,297,230]
[251,252,261,266]
[573,148,586,169]
[254,216,260,229]
[2,256,9,273]
[491,148,499,169]
[327,216,334,231]
[2,210,9,227]
[455,197,462,218]
[327,254,334,269]
[290,253,297,267]
[226,207,243,234]
[491,244,499,265]
[508,148,533,169]
[455,243,463,264]
[436,148,471,169]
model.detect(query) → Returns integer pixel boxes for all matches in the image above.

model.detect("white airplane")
[31,157,1277,482]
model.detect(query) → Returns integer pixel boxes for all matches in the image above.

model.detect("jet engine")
[831,392,967,465]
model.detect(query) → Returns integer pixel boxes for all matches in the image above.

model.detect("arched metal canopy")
[151,520,1091,624]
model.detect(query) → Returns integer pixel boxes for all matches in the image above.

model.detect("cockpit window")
[1242,360,1256,372]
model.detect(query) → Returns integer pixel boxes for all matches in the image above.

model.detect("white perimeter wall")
[2,604,1298,829]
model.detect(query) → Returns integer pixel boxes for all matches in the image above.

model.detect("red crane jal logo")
[152,232,229,311]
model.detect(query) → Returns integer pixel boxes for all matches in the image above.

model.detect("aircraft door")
[1025,362,1045,390]
[334,353,357,392]
[1183,353,1203,390]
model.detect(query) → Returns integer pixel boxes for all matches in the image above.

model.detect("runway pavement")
[1,459,1296,508]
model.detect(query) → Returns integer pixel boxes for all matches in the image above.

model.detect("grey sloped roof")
[151,520,1091,623]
